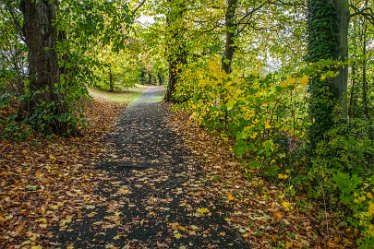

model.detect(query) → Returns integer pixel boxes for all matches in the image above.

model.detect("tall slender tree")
[222,0,239,74]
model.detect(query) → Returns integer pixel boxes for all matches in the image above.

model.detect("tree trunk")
[109,67,114,92]
[332,0,349,116]
[148,72,153,85]
[306,0,349,148]
[165,0,187,102]
[348,66,356,118]
[222,0,239,74]
[21,0,59,102]
[361,22,369,118]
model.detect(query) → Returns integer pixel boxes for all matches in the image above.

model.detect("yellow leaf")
[287,76,296,84]
[327,240,338,248]
[31,246,43,249]
[35,170,43,179]
[197,208,209,214]
[227,192,235,201]
[278,174,288,180]
[368,202,374,216]
[117,188,130,195]
[39,224,48,229]
[174,233,182,239]
[280,81,288,87]
[282,201,291,211]
[37,218,47,223]
[249,132,257,139]
[320,74,327,80]
[190,225,198,230]
[285,241,293,248]
[264,120,271,129]
[178,225,187,232]
[113,234,123,240]
[300,76,309,86]
[273,211,283,221]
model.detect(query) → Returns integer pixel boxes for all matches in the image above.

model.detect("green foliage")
[18,88,87,136]
[0,93,30,141]
[308,118,374,246]
[175,57,309,169]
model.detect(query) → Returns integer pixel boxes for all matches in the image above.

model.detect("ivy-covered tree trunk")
[165,0,187,102]
[222,0,239,74]
[21,0,59,103]
[306,0,349,148]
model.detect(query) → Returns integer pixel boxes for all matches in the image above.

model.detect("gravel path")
[52,86,249,248]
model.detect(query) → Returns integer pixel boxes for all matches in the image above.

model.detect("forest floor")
[0,86,354,248]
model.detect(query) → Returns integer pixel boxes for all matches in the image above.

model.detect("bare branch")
[132,0,146,16]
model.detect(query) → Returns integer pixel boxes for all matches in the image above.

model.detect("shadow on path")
[51,86,249,248]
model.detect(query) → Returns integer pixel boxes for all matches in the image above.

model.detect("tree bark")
[307,0,349,148]
[109,67,114,92]
[21,0,59,102]
[222,0,239,74]
[332,0,349,116]
[348,66,356,118]
[165,0,187,102]
[361,22,369,118]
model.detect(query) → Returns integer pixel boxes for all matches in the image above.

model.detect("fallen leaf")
[197,207,209,214]
[227,192,235,201]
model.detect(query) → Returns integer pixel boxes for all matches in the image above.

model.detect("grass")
[88,84,148,104]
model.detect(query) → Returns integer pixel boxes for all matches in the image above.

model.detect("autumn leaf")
[287,76,296,85]
[282,201,291,211]
[174,233,182,239]
[278,174,288,180]
[273,211,283,221]
[178,225,187,232]
[190,225,199,230]
[117,187,130,195]
[264,120,271,129]
[197,207,209,214]
[300,75,309,86]
[227,192,235,201]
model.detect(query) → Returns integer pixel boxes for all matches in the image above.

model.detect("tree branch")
[6,3,26,42]
[131,0,146,16]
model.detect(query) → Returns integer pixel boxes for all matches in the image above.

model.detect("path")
[52,86,249,248]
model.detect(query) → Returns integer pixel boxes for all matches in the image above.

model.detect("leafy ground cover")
[0,94,124,248]
[0,86,358,248]
[169,109,357,249]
